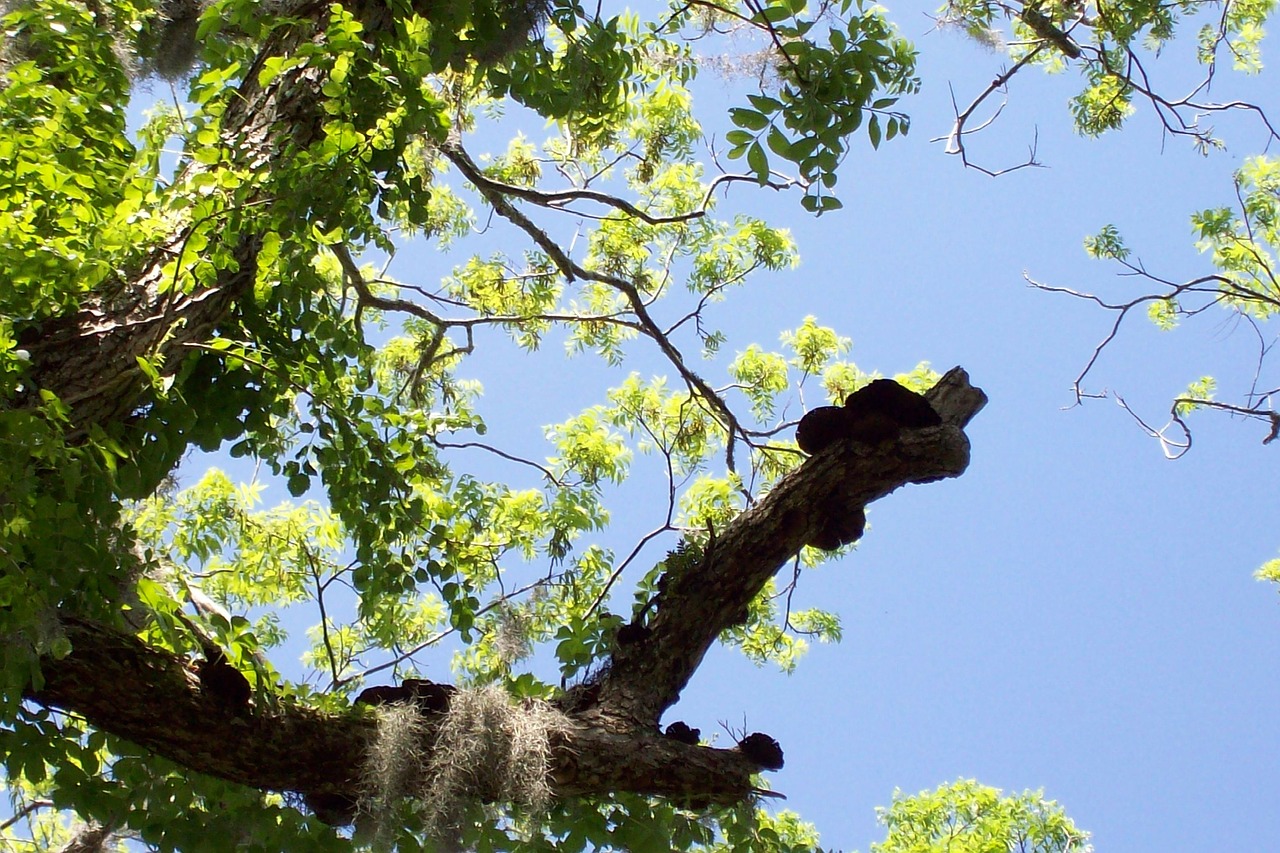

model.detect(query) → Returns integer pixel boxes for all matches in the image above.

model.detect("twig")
[0,799,53,832]
[935,47,1046,175]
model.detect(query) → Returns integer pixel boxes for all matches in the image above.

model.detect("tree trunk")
[20,0,364,437]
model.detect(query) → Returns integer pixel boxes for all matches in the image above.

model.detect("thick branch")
[27,370,985,811]
[598,368,987,723]
[31,618,762,805]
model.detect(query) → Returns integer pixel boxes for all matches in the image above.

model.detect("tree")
[2,0,1271,846]
[0,0,980,848]
[871,780,1087,853]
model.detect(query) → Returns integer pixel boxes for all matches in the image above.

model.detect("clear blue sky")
[167,1,1280,848]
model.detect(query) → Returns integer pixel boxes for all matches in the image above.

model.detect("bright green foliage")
[1073,155,1278,435]
[871,779,1092,853]
[722,577,842,672]
[1069,68,1135,137]
[1255,551,1280,588]
[1147,298,1180,330]
[1174,376,1218,415]
[732,346,792,419]
[1218,0,1277,71]
[1083,225,1129,261]
[0,0,1070,848]
[783,315,853,376]
[0,0,143,318]
[699,804,823,852]
[1193,157,1280,319]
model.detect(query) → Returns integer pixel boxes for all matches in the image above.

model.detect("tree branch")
[595,367,987,723]
[440,137,749,472]
[29,369,986,812]
[30,617,762,806]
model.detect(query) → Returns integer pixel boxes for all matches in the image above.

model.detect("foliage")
[871,779,1091,853]
[1030,154,1280,454]
[721,0,919,212]
[12,0,1272,843]
[940,0,1278,146]
[938,0,1280,448]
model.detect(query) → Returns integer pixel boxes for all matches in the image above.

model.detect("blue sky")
[153,0,1280,848]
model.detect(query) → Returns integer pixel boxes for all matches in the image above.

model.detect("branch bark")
[30,369,986,809]
[597,367,986,723]
[16,0,383,438]
[32,617,762,805]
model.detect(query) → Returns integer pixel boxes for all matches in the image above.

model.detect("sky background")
[158,0,1280,849]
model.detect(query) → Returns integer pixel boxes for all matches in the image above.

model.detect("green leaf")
[766,126,793,158]
[286,473,310,497]
[748,94,784,114]
[747,141,769,182]
[753,3,795,23]
[730,108,771,131]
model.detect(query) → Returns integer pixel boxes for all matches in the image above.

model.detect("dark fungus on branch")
[807,504,866,552]
[796,378,942,455]
[796,379,940,551]
[664,721,701,745]
[616,621,652,646]
[196,653,252,711]
[736,732,784,771]
[305,792,359,827]
[355,678,457,715]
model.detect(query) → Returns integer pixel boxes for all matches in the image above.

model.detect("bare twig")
[935,48,1046,175]
[1115,394,1192,459]
[0,799,53,832]
[432,438,567,486]
[311,550,343,690]
[1024,270,1235,403]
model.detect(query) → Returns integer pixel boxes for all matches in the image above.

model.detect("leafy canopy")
[9,0,1278,844]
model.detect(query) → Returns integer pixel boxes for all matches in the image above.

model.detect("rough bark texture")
[598,367,986,723]
[57,822,114,853]
[34,618,761,804]
[18,0,368,437]
[31,370,986,807]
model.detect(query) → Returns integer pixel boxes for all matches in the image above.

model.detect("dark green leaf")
[730,108,770,131]
[766,126,793,158]
[747,141,769,182]
[287,473,310,497]
[748,94,784,114]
